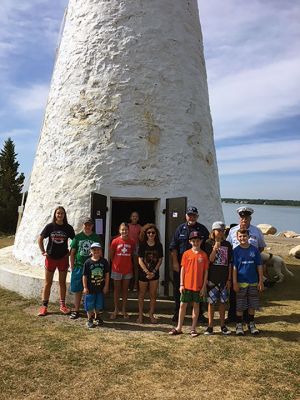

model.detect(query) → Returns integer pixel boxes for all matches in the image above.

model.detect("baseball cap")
[90,242,102,249]
[236,206,254,217]
[189,231,204,240]
[186,206,198,215]
[83,217,94,224]
[212,221,226,230]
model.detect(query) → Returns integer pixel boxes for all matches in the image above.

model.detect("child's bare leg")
[121,279,130,316]
[208,303,214,327]
[191,302,199,331]
[137,281,148,322]
[248,308,255,318]
[219,303,226,326]
[87,310,93,320]
[176,302,187,332]
[74,292,82,312]
[112,280,121,317]
[149,279,159,323]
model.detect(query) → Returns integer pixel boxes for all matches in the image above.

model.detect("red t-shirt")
[110,236,134,274]
[181,248,209,291]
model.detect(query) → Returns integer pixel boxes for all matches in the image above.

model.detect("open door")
[90,192,107,252]
[164,197,187,296]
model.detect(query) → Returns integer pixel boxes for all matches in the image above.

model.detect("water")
[222,203,300,233]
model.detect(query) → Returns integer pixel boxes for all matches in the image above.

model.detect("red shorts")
[45,255,69,272]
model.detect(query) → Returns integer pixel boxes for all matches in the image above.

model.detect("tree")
[0,138,25,233]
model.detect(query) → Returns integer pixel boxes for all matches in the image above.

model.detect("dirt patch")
[0,235,14,249]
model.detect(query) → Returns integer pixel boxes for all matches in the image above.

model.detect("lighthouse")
[13,0,222,295]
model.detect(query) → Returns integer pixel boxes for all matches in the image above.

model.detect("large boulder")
[289,245,300,259]
[283,231,300,238]
[257,224,277,235]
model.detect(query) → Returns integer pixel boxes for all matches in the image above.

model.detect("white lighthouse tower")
[14,0,222,295]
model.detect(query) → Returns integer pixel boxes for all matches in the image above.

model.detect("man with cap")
[169,206,209,322]
[226,206,266,322]
[69,217,102,319]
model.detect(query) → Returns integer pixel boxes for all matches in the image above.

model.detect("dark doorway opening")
[111,199,156,238]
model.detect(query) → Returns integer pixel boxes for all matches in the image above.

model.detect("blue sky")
[0,0,299,200]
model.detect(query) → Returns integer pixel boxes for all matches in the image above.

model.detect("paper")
[95,218,103,234]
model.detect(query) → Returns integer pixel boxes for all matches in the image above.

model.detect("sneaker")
[38,306,48,316]
[204,326,214,335]
[236,323,244,336]
[60,305,71,315]
[248,321,259,335]
[94,317,104,326]
[70,311,80,320]
[198,314,208,324]
[86,319,95,329]
[221,325,231,335]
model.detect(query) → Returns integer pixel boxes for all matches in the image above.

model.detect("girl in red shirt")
[110,222,134,319]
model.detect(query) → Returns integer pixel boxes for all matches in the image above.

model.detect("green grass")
[0,264,299,400]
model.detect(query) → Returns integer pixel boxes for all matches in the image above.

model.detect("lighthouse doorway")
[110,199,157,238]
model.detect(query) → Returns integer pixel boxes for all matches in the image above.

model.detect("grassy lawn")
[0,236,299,399]
[0,271,299,399]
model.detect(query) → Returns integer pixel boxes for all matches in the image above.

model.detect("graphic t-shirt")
[205,239,232,285]
[181,249,209,291]
[110,236,134,274]
[70,232,101,268]
[138,242,163,272]
[233,244,262,285]
[82,257,109,293]
[40,223,75,259]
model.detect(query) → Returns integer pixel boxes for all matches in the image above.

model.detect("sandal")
[149,315,158,324]
[122,313,129,320]
[190,330,199,338]
[168,328,182,335]
[110,311,118,320]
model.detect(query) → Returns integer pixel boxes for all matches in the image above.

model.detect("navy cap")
[83,217,94,224]
[186,206,198,215]
[189,231,204,240]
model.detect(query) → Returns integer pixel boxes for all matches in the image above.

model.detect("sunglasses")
[147,231,156,235]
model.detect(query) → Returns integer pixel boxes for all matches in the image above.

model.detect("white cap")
[212,221,226,230]
[236,206,254,216]
[90,242,102,249]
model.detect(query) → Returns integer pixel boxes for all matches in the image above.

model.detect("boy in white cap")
[82,242,109,328]
[204,221,232,335]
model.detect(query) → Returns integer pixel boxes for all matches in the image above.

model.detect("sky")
[0,0,299,200]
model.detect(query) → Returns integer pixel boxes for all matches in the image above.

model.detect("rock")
[289,245,300,259]
[257,224,277,235]
[283,231,300,238]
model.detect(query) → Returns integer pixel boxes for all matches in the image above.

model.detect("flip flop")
[149,315,158,324]
[168,328,182,335]
[190,330,199,338]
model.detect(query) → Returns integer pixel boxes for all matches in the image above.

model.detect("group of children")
[38,207,264,335]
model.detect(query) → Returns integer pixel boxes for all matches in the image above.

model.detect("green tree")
[0,138,25,233]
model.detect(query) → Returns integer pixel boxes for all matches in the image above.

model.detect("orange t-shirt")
[181,248,208,291]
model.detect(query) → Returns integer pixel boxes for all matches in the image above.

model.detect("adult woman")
[37,206,75,316]
[137,223,163,324]
[128,211,142,291]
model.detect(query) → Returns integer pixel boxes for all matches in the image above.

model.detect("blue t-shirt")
[233,244,262,284]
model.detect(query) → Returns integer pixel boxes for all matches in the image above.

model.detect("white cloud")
[9,83,49,113]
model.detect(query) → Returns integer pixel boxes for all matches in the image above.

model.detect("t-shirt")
[205,239,232,285]
[181,248,209,291]
[128,223,142,246]
[40,223,75,259]
[110,236,135,274]
[227,224,266,250]
[70,231,101,268]
[138,242,163,272]
[82,257,109,293]
[233,244,262,285]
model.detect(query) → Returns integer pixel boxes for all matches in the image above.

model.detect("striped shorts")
[236,285,260,312]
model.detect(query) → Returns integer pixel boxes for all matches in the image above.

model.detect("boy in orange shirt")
[169,231,208,337]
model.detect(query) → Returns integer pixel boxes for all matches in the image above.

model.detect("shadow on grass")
[256,313,300,324]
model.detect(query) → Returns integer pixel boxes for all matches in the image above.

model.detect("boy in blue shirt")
[233,229,264,335]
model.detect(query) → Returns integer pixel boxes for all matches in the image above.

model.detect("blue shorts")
[207,282,229,304]
[111,271,133,281]
[84,292,104,312]
[70,267,83,293]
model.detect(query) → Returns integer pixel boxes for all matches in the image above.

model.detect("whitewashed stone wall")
[14,0,222,266]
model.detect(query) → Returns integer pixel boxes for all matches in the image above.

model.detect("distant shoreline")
[222,198,300,207]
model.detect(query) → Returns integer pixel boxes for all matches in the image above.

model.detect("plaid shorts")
[236,285,260,312]
[207,282,229,304]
